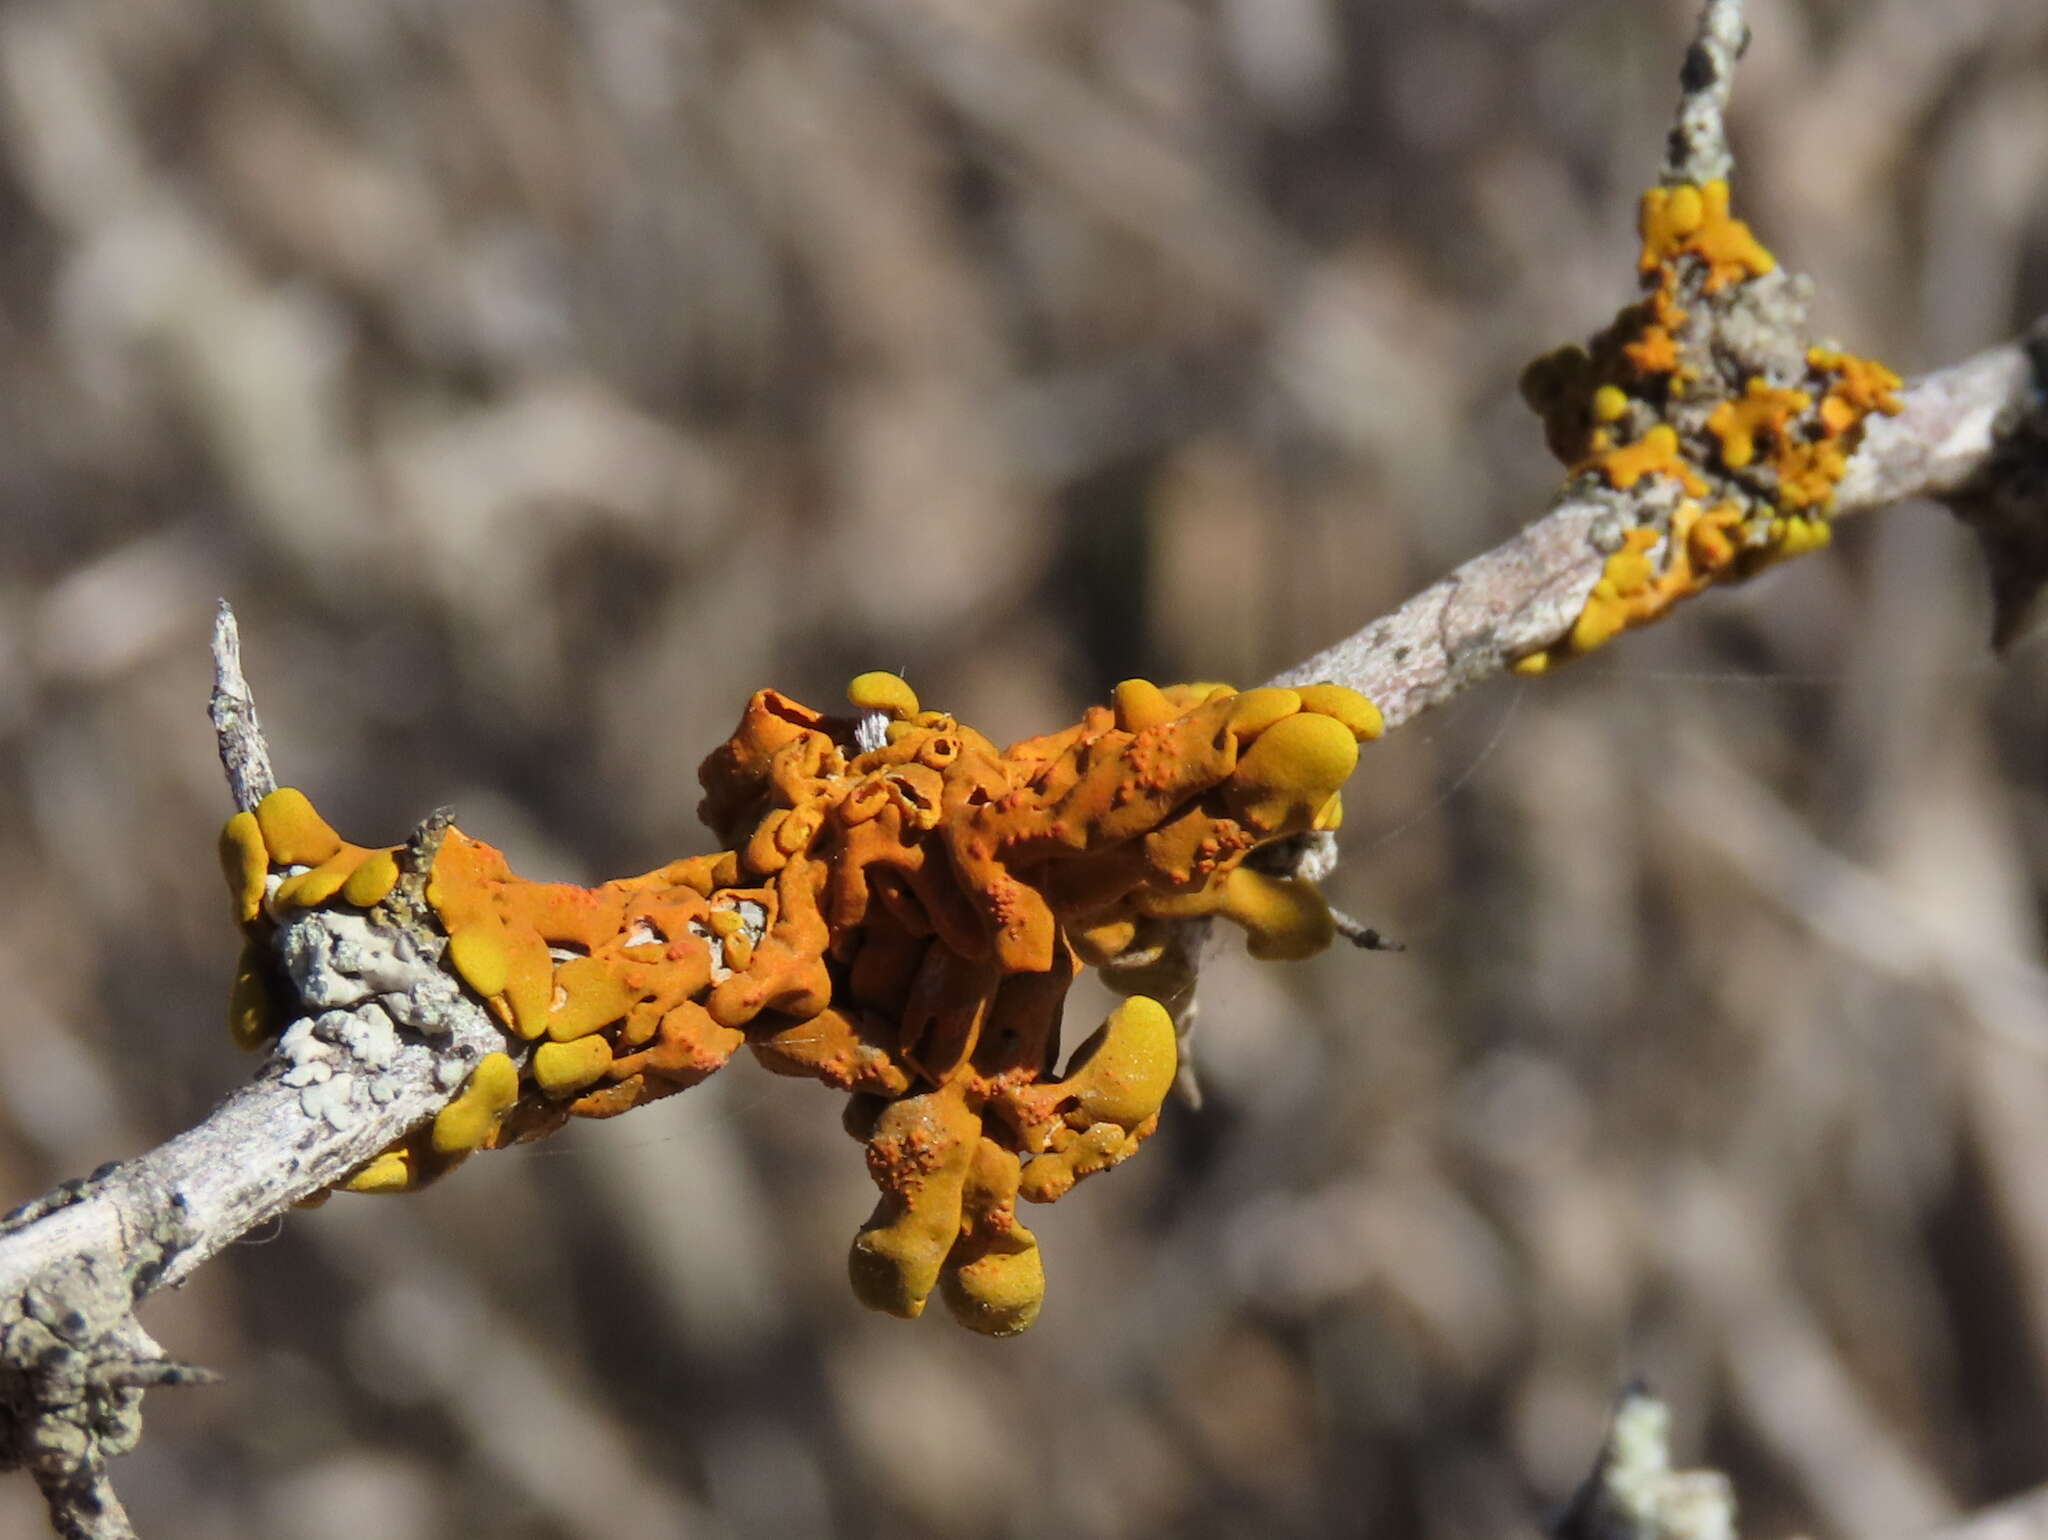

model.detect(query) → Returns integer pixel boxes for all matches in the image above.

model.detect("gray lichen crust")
[272,908,496,1122]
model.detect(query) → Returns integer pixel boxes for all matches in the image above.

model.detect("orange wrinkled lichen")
[1513,178,1903,674]
[223,674,1379,1334]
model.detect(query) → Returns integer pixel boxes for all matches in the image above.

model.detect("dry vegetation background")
[2,0,2047,1536]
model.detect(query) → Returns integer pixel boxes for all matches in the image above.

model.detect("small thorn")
[1331,908,1404,952]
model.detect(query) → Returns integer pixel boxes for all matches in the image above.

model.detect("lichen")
[221,674,1379,1332]
[1514,178,1902,674]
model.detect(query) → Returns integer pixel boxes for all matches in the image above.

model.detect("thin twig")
[1664,0,1747,187]
[208,601,275,815]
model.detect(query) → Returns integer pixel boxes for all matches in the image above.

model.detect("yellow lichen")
[431,1052,521,1155]
[938,1139,1044,1336]
[341,849,400,909]
[227,943,277,1052]
[847,671,921,719]
[1639,179,1775,293]
[224,673,1382,1332]
[1513,173,1904,676]
[1112,678,1179,733]
[1810,347,1904,418]
[445,922,511,1001]
[1294,683,1382,741]
[532,1036,613,1098]
[1706,378,1812,471]
[253,787,343,869]
[219,812,269,925]
[341,1149,417,1194]
[1621,288,1688,381]
[1521,499,1757,671]
[1586,425,1708,496]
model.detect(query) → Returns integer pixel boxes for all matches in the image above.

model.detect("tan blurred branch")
[1921,1486,2048,1540]
[1555,1390,2048,1540]
[1555,1387,2048,1540]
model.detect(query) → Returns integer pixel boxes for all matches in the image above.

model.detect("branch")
[1,0,2046,1533]
[1267,332,2042,729]
[1663,0,1745,188]
[1919,1485,2048,1540]
[206,601,274,815]
[1554,1388,1737,1540]
[0,611,505,1539]
[1555,1387,2048,1540]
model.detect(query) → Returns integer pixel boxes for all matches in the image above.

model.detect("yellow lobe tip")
[254,787,343,868]
[1068,995,1178,1129]
[341,1151,417,1194]
[1224,687,1303,740]
[847,671,920,719]
[847,1236,932,1320]
[1111,678,1178,733]
[342,849,400,909]
[1224,869,1337,961]
[446,923,511,1000]
[219,811,269,925]
[942,1242,1046,1337]
[532,1036,612,1098]
[1230,710,1361,830]
[1294,683,1383,741]
[431,1051,521,1155]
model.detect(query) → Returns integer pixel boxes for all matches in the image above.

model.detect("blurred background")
[1,0,2046,1535]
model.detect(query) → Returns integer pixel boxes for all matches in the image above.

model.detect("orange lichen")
[219,813,268,925]
[1586,425,1709,496]
[1515,173,1905,675]
[1620,287,1689,381]
[223,674,1381,1333]
[431,1052,520,1156]
[1812,346,1904,421]
[1706,378,1811,471]
[1514,500,1750,672]
[1638,180,1775,294]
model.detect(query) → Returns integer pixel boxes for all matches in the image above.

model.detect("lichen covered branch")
[217,672,1381,1332]
[1,0,2047,1532]
[1270,332,2042,729]
[0,608,509,1539]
